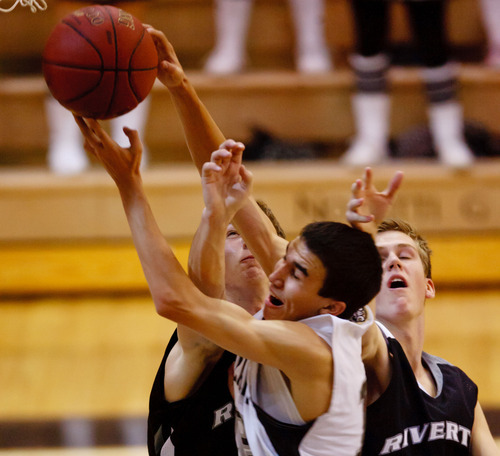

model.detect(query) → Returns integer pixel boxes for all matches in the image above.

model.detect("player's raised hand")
[346,167,403,233]
[145,26,185,88]
[201,140,253,223]
[74,115,143,186]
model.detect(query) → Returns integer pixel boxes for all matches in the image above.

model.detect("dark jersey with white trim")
[363,333,478,455]
[147,330,238,456]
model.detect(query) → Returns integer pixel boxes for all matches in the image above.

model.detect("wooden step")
[2,65,500,166]
[1,160,500,240]
[0,0,486,71]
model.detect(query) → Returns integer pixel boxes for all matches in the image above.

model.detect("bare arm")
[188,145,246,298]
[76,118,330,418]
[361,322,392,405]
[471,402,500,455]
[146,26,225,171]
[147,26,286,276]
[346,168,403,403]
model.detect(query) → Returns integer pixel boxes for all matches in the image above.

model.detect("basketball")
[42,4,158,119]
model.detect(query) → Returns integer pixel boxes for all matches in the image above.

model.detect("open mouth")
[269,295,284,306]
[389,278,407,289]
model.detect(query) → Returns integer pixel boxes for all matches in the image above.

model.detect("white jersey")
[233,307,373,456]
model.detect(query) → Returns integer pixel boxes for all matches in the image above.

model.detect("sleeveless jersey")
[147,330,238,456]
[362,324,478,455]
[233,308,373,456]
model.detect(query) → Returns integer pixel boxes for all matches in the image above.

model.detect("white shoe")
[204,50,247,75]
[433,138,474,168]
[48,141,89,175]
[296,48,332,73]
[341,139,387,166]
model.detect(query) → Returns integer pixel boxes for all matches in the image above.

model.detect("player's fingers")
[351,179,363,198]
[73,115,95,142]
[123,128,143,163]
[230,142,245,162]
[239,165,253,188]
[84,118,109,143]
[82,138,96,157]
[384,170,404,198]
[73,115,88,133]
[346,210,374,224]
[219,138,239,151]
[210,149,231,167]
[201,161,222,180]
[77,117,104,147]
[347,197,363,212]
[362,167,373,190]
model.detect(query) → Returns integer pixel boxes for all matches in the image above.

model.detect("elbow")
[152,289,186,321]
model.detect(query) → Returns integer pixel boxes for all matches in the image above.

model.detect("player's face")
[374,231,435,325]
[224,224,267,287]
[264,237,330,321]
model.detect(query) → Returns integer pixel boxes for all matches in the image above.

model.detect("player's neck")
[383,317,425,370]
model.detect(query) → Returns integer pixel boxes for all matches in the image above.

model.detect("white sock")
[428,101,474,168]
[204,0,253,74]
[45,96,89,175]
[289,0,332,73]
[342,92,390,166]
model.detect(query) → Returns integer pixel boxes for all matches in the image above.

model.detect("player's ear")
[425,278,435,300]
[319,299,346,316]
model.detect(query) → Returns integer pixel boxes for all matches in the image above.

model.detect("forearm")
[117,177,193,314]
[167,78,226,173]
[188,209,227,299]
[233,199,287,276]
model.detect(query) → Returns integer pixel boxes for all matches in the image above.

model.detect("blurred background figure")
[342,0,474,168]
[46,0,152,174]
[480,0,500,67]
[204,0,332,74]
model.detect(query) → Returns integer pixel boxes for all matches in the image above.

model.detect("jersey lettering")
[379,421,471,454]
[212,402,234,429]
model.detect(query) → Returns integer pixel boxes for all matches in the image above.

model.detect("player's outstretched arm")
[146,26,226,171]
[75,121,334,421]
[147,26,286,274]
[75,116,232,401]
[74,117,193,308]
[346,167,404,235]
[165,145,244,402]
[213,140,287,276]
[188,143,249,297]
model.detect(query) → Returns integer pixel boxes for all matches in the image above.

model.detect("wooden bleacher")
[0,0,494,164]
[0,0,499,280]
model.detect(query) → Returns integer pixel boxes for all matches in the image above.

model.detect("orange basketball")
[42,4,158,119]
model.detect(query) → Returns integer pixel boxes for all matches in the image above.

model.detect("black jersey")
[363,332,478,455]
[147,330,238,456]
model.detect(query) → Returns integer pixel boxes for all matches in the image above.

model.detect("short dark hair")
[377,218,432,279]
[300,221,382,319]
